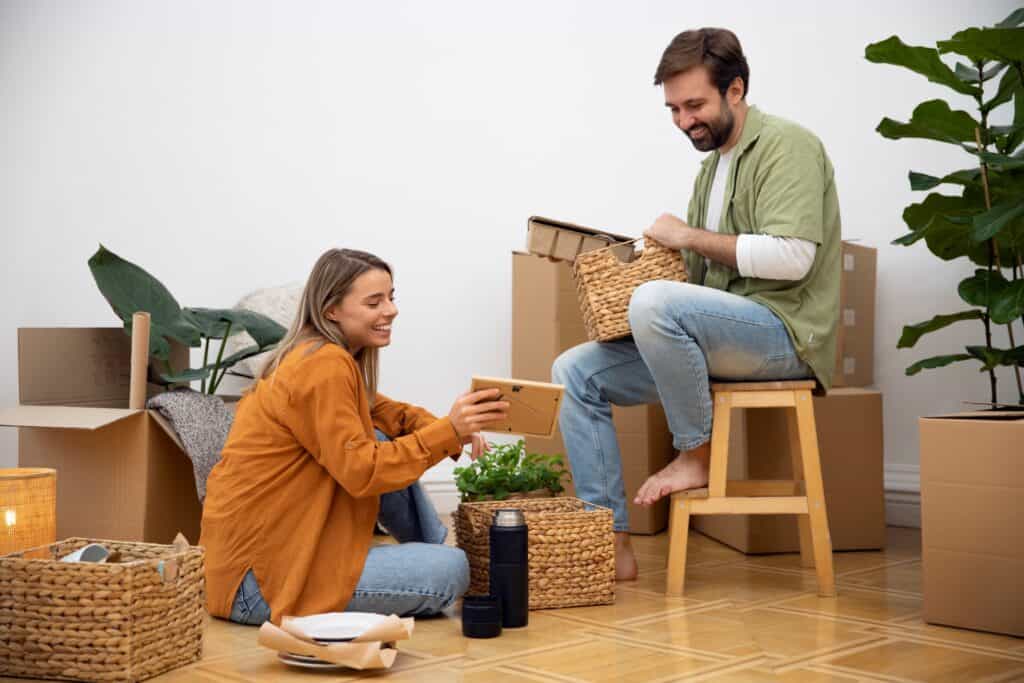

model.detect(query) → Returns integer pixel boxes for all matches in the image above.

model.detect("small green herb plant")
[454,440,570,502]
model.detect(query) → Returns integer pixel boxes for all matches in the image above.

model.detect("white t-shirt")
[703,149,817,281]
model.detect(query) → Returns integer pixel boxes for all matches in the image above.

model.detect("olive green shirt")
[685,106,841,388]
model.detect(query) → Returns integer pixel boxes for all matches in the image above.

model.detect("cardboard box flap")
[148,410,185,450]
[528,216,633,242]
[0,405,139,430]
[925,410,1024,421]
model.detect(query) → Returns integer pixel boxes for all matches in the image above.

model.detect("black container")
[489,508,529,628]
[461,594,502,639]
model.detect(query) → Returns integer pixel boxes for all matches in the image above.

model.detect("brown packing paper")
[258,616,414,670]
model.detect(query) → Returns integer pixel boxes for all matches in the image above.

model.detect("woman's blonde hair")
[258,248,392,400]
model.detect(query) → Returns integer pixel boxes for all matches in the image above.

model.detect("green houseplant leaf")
[958,269,1010,307]
[897,310,984,348]
[864,36,980,97]
[876,100,982,145]
[970,196,1024,242]
[937,27,1024,64]
[88,245,202,360]
[908,169,981,191]
[991,280,1024,324]
[905,353,972,376]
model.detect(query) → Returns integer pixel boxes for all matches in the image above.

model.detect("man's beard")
[685,103,734,152]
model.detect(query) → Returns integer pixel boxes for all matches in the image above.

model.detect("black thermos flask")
[489,509,529,628]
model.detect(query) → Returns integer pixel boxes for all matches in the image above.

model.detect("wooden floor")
[19,527,1023,683]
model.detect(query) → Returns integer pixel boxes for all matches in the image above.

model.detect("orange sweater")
[200,341,463,623]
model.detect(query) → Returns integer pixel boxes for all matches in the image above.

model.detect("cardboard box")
[693,388,886,553]
[832,242,876,388]
[919,412,1024,637]
[512,251,673,533]
[526,216,635,263]
[0,328,202,544]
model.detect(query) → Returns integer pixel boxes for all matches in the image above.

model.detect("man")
[552,28,840,580]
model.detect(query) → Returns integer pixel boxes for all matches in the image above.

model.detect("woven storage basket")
[573,239,687,342]
[454,497,614,610]
[0,537,205,682]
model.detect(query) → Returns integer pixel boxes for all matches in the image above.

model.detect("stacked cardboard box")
[833,242,876,387]
[0,328,201,544]
[512,251,673,534]
[919,412,1023,637]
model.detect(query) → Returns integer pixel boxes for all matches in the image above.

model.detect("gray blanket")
[147,388,234,502]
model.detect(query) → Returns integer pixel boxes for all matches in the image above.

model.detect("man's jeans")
[229,432,468,624]
[552,281,811,532]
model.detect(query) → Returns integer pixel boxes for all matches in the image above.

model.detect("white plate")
[286,612,390,642]
[277,653,348,670]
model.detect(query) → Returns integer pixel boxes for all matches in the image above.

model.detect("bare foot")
[633,444,710,506]
[614,532,638,581]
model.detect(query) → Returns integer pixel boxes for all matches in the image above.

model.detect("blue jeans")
[229,432,469,624]
[552,281,811,531]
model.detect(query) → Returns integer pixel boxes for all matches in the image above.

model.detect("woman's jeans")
[229,432,469,624]
[552,281,812,532]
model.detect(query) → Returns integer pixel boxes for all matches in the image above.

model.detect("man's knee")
[552,343,588,385]
[629,280,703,337]
[430,547,470,612]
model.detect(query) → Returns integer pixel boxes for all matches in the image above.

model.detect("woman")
[200,248,508,625]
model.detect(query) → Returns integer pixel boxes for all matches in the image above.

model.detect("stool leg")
[794,390,836,597]
[665,495,691,596]
[785,407,815,569]
[708,393,732,498]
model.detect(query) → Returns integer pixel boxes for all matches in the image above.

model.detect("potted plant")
[88,245,286,394]
[866,9,1024,403]
[454,440,570,502]
[866,10,1024,638]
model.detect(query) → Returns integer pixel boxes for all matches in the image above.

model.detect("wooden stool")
[665,380,836,597]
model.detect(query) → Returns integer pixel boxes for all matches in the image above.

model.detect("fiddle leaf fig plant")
[454,440,570,502]
[88,245,286,394]
[866,8,1024,404]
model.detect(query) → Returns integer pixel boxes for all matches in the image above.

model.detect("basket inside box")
[0,537,205,683]
[454,496,615,610]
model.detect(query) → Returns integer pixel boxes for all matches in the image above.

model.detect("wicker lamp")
[0,468,57,555]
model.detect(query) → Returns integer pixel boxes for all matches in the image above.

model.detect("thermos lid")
[493,509,526,527]
[461,594,502,639]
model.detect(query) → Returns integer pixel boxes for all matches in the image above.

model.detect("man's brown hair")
[653,28,749,98]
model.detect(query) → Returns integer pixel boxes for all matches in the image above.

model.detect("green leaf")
[958,269,1010,307]
[983,66,1021,114]
[991,280,1024,324]
[971,196,1024,241]
[905,353,973,376]
[997,8,1024,28]
[88,245,202,360]
[877,100,982,145]
[908,168,981,191]
[979,150,1024,169]
[938,27,1024,64]
[965,344,1016,370]
[892,231,924,246]
[954,61,1007,83]
[160,367,213,384]
[897,310,984,348]
[182,308,286,348]
[865,36,981,97]
[1008,83,1024,153]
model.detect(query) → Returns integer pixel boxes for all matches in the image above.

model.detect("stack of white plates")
[275,612,390,670]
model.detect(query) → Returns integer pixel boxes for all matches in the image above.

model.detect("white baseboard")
[422,479,460,519]
[884,464,921,528]
[425,465,924,529]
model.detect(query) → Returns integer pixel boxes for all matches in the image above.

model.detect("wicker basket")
[0,537,205,682]
[454,497,614,610]
[573,239,687,342]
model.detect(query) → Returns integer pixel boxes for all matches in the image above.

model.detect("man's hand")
[467,432,490,461]
[643,213,696,251]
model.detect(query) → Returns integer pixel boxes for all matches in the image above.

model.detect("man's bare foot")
[633,443,710,506]
[614,532,638,581]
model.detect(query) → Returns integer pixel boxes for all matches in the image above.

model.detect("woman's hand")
[449,388,508,439]
[466,432,491,460]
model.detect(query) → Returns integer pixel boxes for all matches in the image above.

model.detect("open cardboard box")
[527,216,636,263]
[0,327,204,544]
[919,410,1023,637]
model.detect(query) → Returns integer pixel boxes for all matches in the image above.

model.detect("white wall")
[2,1,1019,504]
